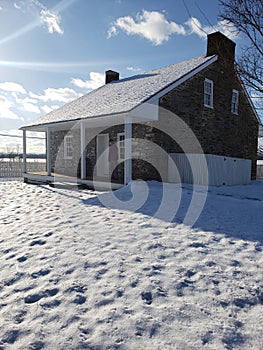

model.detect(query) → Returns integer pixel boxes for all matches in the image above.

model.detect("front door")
[96,134,109,177]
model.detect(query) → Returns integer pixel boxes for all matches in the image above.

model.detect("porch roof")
[22,55,216,129]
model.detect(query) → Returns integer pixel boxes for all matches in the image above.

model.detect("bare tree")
[219,0,263,99]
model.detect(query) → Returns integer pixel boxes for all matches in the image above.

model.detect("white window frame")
[117,132,125,162]
[204,78,214,108]
[64,135,73,159]
[231,89,239,114]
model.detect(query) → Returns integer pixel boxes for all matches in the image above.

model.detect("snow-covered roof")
[24,55,216,128]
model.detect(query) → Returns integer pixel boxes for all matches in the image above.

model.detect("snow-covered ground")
[0,180,262,350]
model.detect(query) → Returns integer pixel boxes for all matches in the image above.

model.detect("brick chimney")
[105,70,119,84]
[207,31,236,68]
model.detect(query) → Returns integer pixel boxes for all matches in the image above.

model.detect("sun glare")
[0,0,78,46]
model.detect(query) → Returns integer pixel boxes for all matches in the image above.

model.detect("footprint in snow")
[14,310,27,324]
[141,291,153,305]
[44,231,53,237]
[147,243,164,250]
[189,242,207,248]
[28,341,45,350]
[95,298,114,308]
[31,269,51,279]
[140,223,152,229]
[66,284,87,305]
[95,268,108,280]
[66,284,86,294]
[29,240,46,247]
[2,329,20,345]
[185,269,196,278]
[41,299,61,309]
[5,272,24,287]
[72,295,86,305]
[17,256,27,263]
[151,232,162,237]
[24,288,59,304]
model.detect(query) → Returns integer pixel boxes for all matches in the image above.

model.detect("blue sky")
[0,0,251,153]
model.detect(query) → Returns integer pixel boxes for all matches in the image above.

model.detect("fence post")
[23,129,27,173]
[46,128,51,176]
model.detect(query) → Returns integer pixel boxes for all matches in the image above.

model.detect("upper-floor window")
[231,89,239,114]
[117,133,125,161]
[64,135,73,159]
[204,78,213,108]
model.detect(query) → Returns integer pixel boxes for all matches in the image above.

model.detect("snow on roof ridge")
[147,54,208,73]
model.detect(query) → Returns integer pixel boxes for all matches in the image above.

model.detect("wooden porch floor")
[23,172,123,190]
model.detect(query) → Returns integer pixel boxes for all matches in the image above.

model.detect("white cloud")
[186,17,238,40]
[11,93,41,114]
[71,72,105,90]
[18,97,41,113]
[216,20,239,39]
[41,105,60,114]
[108,10,186,45]
[127,66,142,72]
[107,26,117,39]
[0,82,26,94]
[108,11,239,45]
[29,0,64,35]
[185,17,207,38]
[0,95,23,120]
[11,0,64,35]
[29,87,82,103]
[0,80,82,131]
[40,9,64,35]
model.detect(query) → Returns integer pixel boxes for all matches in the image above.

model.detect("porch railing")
[0,160,46,178]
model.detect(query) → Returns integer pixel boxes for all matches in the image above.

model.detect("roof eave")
[20,111,131,131]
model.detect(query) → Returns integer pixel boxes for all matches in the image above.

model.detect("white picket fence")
[0,161,46,178]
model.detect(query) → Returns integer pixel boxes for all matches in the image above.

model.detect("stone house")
[21,32,260,188]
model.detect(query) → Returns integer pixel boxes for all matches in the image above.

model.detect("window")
[204,79,213,108]
[117,133,125,161]
[64,135,73,159]
[231,89,239,114]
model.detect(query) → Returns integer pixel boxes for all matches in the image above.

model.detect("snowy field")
[0,180,263,350]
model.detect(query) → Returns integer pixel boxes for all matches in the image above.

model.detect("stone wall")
[158,62,258,179]
[50,128,81,177]
[131,124,169,181]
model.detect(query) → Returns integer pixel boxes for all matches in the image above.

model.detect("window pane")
[231,90,238,113]
[64,136,73,158]
[118,133,125,160]
[204,79,213,107]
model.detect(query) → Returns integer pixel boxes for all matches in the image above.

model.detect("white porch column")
[80,121,86,179]
[22,129,27,173]
[46,127,51,176]
[124,116,132,184]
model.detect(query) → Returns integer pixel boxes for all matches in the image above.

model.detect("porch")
[21,113,136,190]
